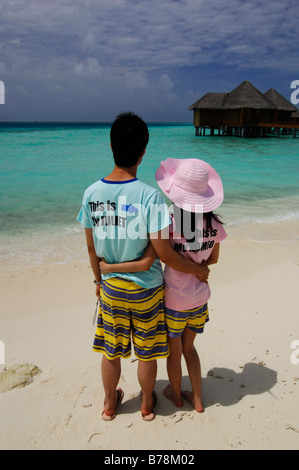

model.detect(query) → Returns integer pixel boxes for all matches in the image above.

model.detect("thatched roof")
[188,93,227,110]
[189,80,277,111]
[222,81,276,110]
[264,88,297,112]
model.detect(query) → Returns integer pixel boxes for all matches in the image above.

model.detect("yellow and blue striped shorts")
[93,278,169,361]
[164,303,209,338]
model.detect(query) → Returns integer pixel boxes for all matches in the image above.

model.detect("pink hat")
[155,158,224,213]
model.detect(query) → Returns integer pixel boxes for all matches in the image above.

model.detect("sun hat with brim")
[155,158,224,213]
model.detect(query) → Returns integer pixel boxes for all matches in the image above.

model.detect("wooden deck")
[258,122,299,129]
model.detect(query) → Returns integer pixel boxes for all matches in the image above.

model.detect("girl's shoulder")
[211,217,227,242]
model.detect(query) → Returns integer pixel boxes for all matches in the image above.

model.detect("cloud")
[1,0,298,73]
[0,0,298,120]
[82,32,97,50]
[0,62,7,74]
[74,57,103,78]
[158,74,174,93]
[15,84,29,97]
[125,71,149,90]
[124,71,175,99]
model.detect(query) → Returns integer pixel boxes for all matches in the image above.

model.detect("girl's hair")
[204,211,224,229]
[172,206,223,241]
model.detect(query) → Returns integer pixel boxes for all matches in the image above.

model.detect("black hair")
[172,206,223,242]
[204,211,223,229]
[110,111,149,168]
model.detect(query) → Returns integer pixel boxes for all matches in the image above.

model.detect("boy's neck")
[104,165,138,181]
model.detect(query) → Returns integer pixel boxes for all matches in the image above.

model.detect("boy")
[77,112,209,421]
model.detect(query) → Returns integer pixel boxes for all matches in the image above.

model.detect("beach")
[1,0,299,452]
[0,220,298,450]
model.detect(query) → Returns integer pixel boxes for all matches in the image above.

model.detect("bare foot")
[182,390,204,413]
[163,384,184,407]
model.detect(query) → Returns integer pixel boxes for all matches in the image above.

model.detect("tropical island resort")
[189,80,299,138]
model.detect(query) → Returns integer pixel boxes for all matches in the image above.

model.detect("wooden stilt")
[191,118,298,139]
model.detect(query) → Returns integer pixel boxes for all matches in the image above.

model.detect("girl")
[100,158,227,413]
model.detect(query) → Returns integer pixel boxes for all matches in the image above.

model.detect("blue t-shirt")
[77,178,171,288]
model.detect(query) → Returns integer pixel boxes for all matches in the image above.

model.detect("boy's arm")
[100,243,157,274]
[85,228,101,297]
[149,227,210,283]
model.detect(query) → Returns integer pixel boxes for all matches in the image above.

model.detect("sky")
[0,0,298,122]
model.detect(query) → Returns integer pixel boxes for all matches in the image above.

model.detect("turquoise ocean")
[0,122,298,270]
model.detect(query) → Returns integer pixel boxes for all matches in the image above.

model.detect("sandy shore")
[0,221,299,450]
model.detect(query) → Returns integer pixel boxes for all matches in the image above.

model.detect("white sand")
[0,222,299,450]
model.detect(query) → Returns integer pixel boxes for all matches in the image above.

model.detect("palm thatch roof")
[222,81,276,110]
[264,88,297,112]
[188,93,227,110]
[189,80,278,111]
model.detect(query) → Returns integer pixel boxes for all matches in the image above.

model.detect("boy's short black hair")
[110,111,149,168]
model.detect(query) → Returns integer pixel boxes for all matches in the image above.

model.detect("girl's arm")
[99,243,157,274]
[206,243,220,265]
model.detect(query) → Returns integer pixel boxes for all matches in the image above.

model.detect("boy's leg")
[181,327,204,412]
[101,355,122,417]
[128,282,168,419]
[164,336,184,407]
[130,282,168,419]
[138,359,157,417]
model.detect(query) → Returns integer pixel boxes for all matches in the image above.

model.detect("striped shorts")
[164,303,209,338]
[93,278,169,361]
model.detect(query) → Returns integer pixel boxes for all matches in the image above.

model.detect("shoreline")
[1,217,299,273]
[0,220,298,450]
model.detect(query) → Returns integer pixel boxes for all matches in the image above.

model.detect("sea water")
[0,122,298,270]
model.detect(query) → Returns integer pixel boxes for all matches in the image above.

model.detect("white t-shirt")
[164,215,227,310]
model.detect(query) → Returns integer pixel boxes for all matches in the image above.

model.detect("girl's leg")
[163,335,184,407]
[182,328,204,413]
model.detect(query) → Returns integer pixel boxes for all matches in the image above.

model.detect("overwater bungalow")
[292,111,299,123]
[189,80,299,137]
[264,88,297,122]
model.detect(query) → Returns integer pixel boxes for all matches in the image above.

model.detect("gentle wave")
[1,211,299,271]
[225,210,299,227]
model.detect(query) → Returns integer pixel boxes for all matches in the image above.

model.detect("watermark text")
[88,197,207,246]
[290,340,299,365]
[0,340,5,364]
[0,80,4,104]
[290,80,299,105]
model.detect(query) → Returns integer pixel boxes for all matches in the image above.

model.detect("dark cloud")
[0,0,298,121]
